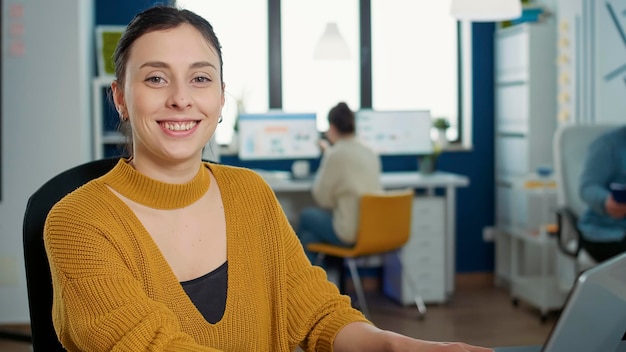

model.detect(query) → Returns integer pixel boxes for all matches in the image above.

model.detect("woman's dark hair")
[328,102,355,134]
[113,5,224,87]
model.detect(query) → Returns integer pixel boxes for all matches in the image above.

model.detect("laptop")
[496,252,626,352]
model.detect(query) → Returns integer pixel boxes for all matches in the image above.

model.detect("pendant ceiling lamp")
[313,22,350,60]
[450,0,522,22]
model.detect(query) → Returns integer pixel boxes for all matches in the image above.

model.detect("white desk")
[259,170,469,299]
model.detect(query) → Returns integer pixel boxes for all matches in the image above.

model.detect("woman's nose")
[167,82,191,109]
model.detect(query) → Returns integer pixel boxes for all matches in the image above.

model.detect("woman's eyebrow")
[190,61,216,70]
[138,61,216,70]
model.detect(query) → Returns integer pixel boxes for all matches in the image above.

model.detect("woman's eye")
[146,76,164,84]
[193,76,211,83]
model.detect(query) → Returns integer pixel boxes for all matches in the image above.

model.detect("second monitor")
[355,109,434,155]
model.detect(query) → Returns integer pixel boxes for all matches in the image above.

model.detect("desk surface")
[258,170,469,192]
[494,347,541,352]
[494,341,626,352]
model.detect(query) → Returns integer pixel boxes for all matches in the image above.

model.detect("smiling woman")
[42,5,492,352]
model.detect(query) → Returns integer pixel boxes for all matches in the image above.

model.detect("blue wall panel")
[437,23,496,273]
[96,0,167,25]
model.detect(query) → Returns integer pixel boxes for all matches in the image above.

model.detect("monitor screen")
[238,112,321,160]
[355,109,434,155]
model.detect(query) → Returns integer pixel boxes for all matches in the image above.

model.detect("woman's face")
[112,24,224,164]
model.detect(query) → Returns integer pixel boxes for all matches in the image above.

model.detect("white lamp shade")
[450,0,522,22]
[313,22,350,60]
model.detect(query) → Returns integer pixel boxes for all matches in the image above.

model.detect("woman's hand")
[334,322,494,352]
[605,195,626,218]
[319,139,331,152]
[380,330,494,352]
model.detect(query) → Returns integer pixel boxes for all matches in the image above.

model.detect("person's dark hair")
[111,5,224,156]
[328,102,355,134]
[113,5,223,87]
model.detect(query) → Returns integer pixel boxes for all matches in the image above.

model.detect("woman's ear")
[111,80,125,111]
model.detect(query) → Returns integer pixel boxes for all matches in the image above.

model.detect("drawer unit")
[383,196,446,305]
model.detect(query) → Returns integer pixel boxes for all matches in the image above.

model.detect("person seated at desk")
[297,102,383,264]
[578,125,626,262]
[43,6,491,352]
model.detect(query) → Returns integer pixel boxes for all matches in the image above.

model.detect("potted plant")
[418,142,442,174]
[433,117,450,148]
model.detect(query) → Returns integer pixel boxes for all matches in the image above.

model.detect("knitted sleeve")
[44,187,220,352]
[227,166,371,352]
[266,198,371,352]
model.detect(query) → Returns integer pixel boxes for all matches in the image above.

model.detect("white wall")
[0,0,94,323]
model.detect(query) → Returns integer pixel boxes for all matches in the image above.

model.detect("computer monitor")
[355,109,433,155]
[237,112,321,160]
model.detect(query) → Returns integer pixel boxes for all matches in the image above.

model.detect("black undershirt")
[180,261,228,324]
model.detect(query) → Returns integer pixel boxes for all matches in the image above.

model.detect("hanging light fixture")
[450,0,522,22]
[313,22,350,60]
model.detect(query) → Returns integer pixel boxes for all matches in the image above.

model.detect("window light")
[450,0,522,22]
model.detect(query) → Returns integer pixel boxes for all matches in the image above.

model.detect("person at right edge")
[578,125,626,262]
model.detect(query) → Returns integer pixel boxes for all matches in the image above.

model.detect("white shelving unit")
[92,76,124,159]
[383,196,446,305]
[509,228,565,322]
[507,177,566,321]
[493,22,567,320]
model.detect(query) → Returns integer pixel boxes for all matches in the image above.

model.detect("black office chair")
[22,157,119,351]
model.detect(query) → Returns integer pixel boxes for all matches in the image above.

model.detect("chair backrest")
[352,189,414,256]
[553,124,618,216]
[22,157,119,351]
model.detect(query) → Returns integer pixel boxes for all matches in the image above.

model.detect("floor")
[0,277,556,351]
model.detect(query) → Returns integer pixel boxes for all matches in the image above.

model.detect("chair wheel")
[512,298,519,307]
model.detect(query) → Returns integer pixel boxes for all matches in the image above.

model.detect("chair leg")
[400,263,427,319]
[314,252,326,266]
[346,258,370,319]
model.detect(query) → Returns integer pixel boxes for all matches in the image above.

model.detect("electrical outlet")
[0,255,19,287]
[482,226,495,242]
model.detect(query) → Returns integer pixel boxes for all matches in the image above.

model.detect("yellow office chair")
[307,189,426,319]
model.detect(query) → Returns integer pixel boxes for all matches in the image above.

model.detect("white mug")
[291,160,310,179]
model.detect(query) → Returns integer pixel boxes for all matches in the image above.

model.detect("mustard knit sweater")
[44,159,369,351]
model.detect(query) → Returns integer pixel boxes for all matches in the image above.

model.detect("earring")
[218,115,223,123]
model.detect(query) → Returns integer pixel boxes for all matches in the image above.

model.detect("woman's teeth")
[162,121,197,131]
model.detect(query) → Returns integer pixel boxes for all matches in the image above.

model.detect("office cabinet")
[494,22,557,280]
[383,196,446,305]
[493,22,566,318]
[494,23,556,181]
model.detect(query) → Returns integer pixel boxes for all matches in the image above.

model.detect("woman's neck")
[129,156,203,185]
